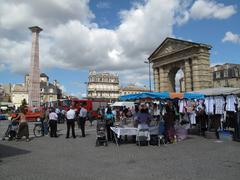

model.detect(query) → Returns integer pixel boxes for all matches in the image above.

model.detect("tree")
[19,98,27,112]
[8,95,12,102]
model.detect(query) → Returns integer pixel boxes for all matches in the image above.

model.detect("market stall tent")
[193,87,240,96]
[119,92,204,101]
[111,101,135,108]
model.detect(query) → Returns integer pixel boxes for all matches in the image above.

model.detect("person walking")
[79,107,87,137]
[66,106,76,138]
[49,108,58,138]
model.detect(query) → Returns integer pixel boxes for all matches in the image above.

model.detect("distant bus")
[43,99,109,119]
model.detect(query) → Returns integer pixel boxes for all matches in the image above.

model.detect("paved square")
[0,121,240,180]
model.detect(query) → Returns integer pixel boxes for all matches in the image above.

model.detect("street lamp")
[144,60,151,92]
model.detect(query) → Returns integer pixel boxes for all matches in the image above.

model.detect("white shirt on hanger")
[226,95,237,112]
[214,96,225,114]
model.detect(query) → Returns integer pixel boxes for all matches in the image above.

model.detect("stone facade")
[87,70,120,99]
[25,73,62,103]
[211,63,240,88]
[120,84,149,95]
[0,84,12,102]
[11,84,28,108]
[10,73,62,108]
[149,37,212,92]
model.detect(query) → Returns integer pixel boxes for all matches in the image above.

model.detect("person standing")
[49,108,58,138]
[40,108,46,136]
[55,107,61,124]
[79,107,87,137]
[105,107,114,141]
[87,110,93,126]
[164,102,176,143]
[66,106,76,138]
[16,108,30,142]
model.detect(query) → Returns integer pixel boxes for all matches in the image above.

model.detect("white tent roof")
[193,87,240,96]
[111,101,134,108]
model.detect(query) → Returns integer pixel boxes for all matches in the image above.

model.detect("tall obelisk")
[28,26,42,107]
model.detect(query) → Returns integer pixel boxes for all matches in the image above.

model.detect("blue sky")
[0,0,240,97]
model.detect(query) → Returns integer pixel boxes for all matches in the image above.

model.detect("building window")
[234,68,239,77]
[41,88,44,92]
[216,72,221,79]
[49,88,53,93]
[224,70,228,78]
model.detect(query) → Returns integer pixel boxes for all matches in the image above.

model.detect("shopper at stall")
[153,103,160,122]
[135,104,151,129]
[105,107,114,141]
[164,102,175,143]
[49,108,58,138]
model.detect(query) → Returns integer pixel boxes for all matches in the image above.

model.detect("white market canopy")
[193,87,240,96]
[111,101,135,108]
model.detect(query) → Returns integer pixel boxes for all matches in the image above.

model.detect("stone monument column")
[28,26,43,107]
[153,68,160,92]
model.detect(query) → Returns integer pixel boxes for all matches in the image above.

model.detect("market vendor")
[135,103,151,129]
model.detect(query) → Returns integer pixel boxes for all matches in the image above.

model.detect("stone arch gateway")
[148,37,212,92]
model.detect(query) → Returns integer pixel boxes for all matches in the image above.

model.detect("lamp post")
[144,60,151,92]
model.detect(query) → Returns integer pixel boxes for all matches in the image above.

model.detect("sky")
[0,0,240,97]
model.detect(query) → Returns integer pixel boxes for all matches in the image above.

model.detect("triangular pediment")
[148,37,210,60]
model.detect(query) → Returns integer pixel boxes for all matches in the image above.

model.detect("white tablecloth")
[110,126,159,138]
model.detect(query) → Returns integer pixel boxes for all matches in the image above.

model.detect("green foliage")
[19,98,27,112]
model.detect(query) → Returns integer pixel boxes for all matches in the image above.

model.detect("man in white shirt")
[66,106,76,138]
[49,108,58,138]
[79,107,87,137]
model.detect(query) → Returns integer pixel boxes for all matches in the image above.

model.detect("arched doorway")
[168,68,184,92]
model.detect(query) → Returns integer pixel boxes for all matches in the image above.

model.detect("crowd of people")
[2,99,214,144]
[3,105,91,141]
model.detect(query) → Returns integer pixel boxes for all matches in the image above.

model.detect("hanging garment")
[226,95,237,112]
[185,100,195,113]
[214,96,225,114]
[189,112,196,125]
[178,100,185,113]
[205,97,214,114]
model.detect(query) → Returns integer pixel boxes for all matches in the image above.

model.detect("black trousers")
[79,117,86,137]
[49,120,57,137]
[66,119,76,138]
[106,122,113,141]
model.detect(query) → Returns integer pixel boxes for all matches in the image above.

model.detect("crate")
[205,131,218,139]
[218,131,233,141]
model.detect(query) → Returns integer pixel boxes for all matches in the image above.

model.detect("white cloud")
[222,31,240,44]
[0,64,6,71]
[0,0,237,90]
[190,0,237,20]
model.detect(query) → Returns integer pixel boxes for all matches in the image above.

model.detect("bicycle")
[33,118,48,137]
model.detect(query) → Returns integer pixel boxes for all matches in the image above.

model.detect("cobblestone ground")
[0,120,240,180]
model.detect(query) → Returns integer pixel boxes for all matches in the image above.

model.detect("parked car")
[0,114,8,120]
[10,107,44,121]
